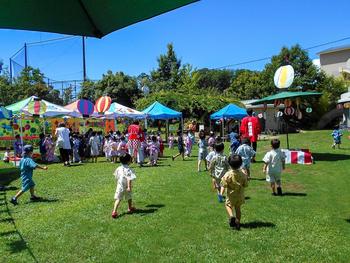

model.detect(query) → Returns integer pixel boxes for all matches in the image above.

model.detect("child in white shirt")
[112,153,137,218]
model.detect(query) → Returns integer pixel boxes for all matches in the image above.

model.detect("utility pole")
[82,37,87,81]
[9,58,12,83]
[24,43,28,69]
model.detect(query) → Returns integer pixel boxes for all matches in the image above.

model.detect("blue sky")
[1,0,350,82]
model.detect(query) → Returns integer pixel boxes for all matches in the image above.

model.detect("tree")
[79,80,96,101]
[149,43,182,91]
[63,86,73,105]
[193,68,234,91]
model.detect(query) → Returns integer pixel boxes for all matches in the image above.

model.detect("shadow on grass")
[245,196,251,200]
[0,191,39,262]
[345,219,350,223]
[0,167,20,186]
[312,152,349,162]
[250,177,266,181]
[283,192,307,197]
[25,197,60,204]
[117,204,165,218]
[146,204,165,208]
[240,221,276,229]
[139,164,171,168]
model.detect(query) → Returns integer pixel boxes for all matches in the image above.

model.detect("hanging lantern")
[274,65,295,89]
[27,100,47,117]
[336,104,344,110]
[274,99,281,107]
[344,102,350,109]
[306,107,312,113]
[284,107,295,116]
[284,99,292,107]
[95,96,112,114]
[77,99,94,117]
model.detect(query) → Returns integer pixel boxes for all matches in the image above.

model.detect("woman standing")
[55,123,71,166]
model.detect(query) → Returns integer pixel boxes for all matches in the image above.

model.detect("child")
[230,133,241,155]
[89,131,99,163]
[3,148,10,163]
[208,131,216,149]
[157,132,164,157]
[172,130,185,161]
[208,143,230,203]
[14,134,23,157]
[117,136,128,158]
[110,137,119,163]
[39,133,47,162]
[103,135,112,162]
[331,125,343,149]
[148,135,159,166]
[235,138,255,180]
[112,153,136,218]
[168,133,175,149]
[44,135,55,163]
[72,134,81,163]
[197,131,208,172]
[221,155,248,230]
[10,145,48,205]
[263,139,286,196]
[184,131,193,157]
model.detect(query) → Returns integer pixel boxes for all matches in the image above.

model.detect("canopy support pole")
[209,119,211,132]
[144,118,148,129]
[19,115,24,155]
[166,119,169,143]
[286,122,290,149]
[222,119,225,141]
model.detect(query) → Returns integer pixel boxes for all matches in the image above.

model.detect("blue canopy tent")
[0,106,13,119]
[210,104,247,139]
[142,101,182,141]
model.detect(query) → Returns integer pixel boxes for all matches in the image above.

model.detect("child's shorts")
[213,177,222,189]
[22,179,35,192]
[114,187,132,201]
[198,151,208,161]
[266,173,281,183]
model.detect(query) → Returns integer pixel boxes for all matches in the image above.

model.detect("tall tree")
[150,43,182,91]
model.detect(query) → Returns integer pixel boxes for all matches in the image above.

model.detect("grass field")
[1,130,350,262]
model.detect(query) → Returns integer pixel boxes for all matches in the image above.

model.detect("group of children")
[8,127,286,231]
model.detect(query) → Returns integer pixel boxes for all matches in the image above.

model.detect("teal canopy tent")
[0,106,12,119]
[0,0,198,38]
[251,91,322,105]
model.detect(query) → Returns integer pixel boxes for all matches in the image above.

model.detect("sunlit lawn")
[1,130,350,262]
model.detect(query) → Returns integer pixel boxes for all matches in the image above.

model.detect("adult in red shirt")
[127,120,143,164]
[240,109,261,160]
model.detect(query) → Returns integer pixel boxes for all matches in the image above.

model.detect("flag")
[282,149,313,165]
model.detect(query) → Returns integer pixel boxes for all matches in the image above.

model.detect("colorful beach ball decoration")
[27,100,47,116]
[95,96,112,113]
[77,99,94,117]
[274,65,294,89]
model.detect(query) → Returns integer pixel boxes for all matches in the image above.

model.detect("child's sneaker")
[235,223,241,231]
[111,211,118,218]
[229,217,236,228]
[277,187,283,196]
[218,194,224,203]
[272,192,277,196]
[127,207,136,214]
[10,197,18,206]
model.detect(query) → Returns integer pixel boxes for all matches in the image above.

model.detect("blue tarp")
[0,106,12,119]
[210,104,247,120]
[142,101,182,120]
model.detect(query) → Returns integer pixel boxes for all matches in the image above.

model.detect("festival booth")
[210,104,247,138]
[142,101,182,140]
[4,96,75,140]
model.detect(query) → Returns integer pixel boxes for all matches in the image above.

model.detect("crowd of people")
[9,109,344,230]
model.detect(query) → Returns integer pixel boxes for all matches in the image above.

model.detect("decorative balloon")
[274,65,295,89]
[344,102,350,109]
[274,99,281,107]
[284,107,295,116]
[77,99,94,117]
[95,96,112,113]
[284,99,292,107]
[306,107,312,113]
[27,100,47,116]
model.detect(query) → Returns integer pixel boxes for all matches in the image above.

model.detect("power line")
[215,36,350,70]
[27,36,78,47]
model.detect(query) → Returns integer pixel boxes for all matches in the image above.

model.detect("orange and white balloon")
[95,96,112,113]
[274,65,294,89]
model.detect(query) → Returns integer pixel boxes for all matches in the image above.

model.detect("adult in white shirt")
[55,123,71,166]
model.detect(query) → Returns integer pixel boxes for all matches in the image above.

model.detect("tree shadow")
[0,186,19,191]
[245,196,251,200]
[240,221,276,229]
[345,219,350,223]
[0,192,40,262]
[312,152,349,162]
[283,192,307,197]
[0,167,20,186]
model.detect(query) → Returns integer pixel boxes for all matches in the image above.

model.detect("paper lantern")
[284,99,292,107]
[27,100,47,116]
[95,96,112,113]
[274,65,294,89]
[284,107,295,116]
[77,99,94,117]
[306,107,312,113]
[274,99,281,107]
[344,102,350,109]
[336,104,343,110]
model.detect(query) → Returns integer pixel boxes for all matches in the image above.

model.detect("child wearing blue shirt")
[331,125,343,149]
[10,145,48,205]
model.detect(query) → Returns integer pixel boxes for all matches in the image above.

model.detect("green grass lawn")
[1,130,350,262]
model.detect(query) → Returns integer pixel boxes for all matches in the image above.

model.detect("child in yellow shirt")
[221,154,248,230]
